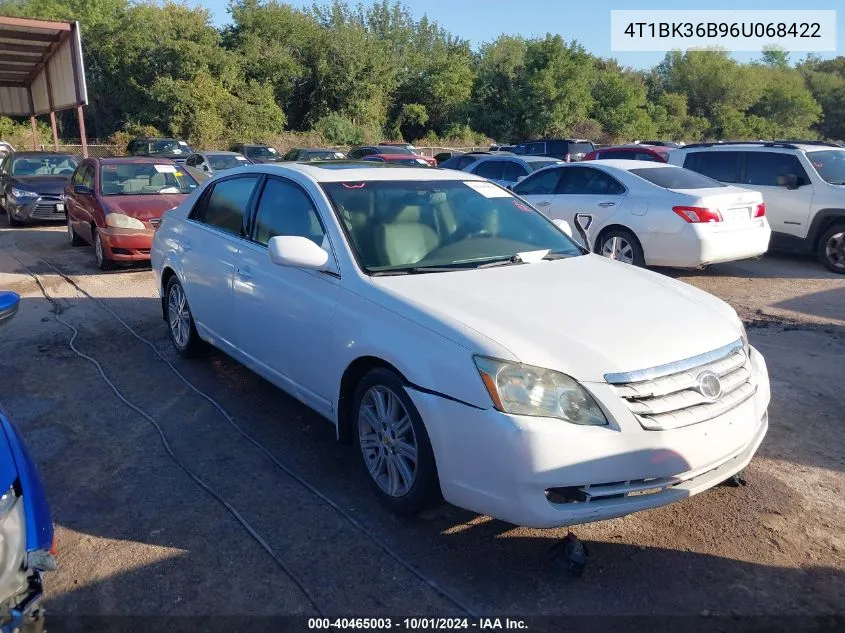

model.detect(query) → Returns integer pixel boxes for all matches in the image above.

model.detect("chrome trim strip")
[604,338,744,385]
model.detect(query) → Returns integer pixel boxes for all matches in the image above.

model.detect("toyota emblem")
[696,371,723,401]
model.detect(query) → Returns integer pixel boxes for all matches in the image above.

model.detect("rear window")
[683,151,742,183]
[565,142,594,155]
[630,167,726,190]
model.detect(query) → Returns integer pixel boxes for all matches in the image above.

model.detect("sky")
[200,0,843,69]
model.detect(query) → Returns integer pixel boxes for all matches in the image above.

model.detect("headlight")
[0,486,26,579]
[474,357,608,425]
[11,187,37,199]
[105,213,146,229]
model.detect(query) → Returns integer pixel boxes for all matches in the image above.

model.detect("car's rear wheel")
[353,368,440,515]
[93,229,112,270]
[67,215,85,246]
[598,228,645,266]
[165,276,202,357]
[819,223,845,274]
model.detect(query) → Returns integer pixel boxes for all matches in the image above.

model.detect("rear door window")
[251,177,326,246]
[190,175,261,236]
[683,151,742,183]
[512,167,564,196]
[527,142,546,155]
[743,152,809,186]
[472,161,505,180]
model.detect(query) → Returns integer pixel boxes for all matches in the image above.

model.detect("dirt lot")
[1,223,843,629]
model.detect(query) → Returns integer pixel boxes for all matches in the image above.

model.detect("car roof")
[256,162,485,183]
[367,154,425,159]
[573,159,674,171]
[99,156,181,164]
[677,142,841,153]
[200,150,241,156]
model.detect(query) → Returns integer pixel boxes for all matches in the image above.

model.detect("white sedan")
[512,160,771,267]
[152,164,770,528]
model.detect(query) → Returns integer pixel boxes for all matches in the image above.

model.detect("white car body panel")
[152,163,770,528]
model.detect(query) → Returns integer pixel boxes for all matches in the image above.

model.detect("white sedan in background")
[512,160,771,268]
[152,164,769,528]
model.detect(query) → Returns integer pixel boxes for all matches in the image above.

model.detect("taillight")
[754,202,766,218]
[672,206,722,223]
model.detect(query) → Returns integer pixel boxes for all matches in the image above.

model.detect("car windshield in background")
[321,180,583,274]
[149,140,191,156]
[12,156,77,176]
[630,167,726,190]
[806,150,845,185]
[377,146,415,155]
[100,164,198,196]
[245,146,280,160]
[309,151,345,160]
[208,154,247,170]
[529,160,561,171]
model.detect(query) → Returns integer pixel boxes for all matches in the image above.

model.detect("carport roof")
[0,15,87,117]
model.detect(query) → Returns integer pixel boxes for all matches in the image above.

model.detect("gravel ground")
[1,224,843,630]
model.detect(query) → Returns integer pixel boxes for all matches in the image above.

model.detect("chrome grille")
[607,339,755,431]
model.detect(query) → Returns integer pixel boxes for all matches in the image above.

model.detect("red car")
[583,144,672,163]
[361,154,435,167]
[65,157,199,269]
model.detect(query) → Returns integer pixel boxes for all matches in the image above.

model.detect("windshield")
[806,150,845,185]
[11,155,77,176]
[630,166,726,189]
[208,154,248,170]
[100,163,198,196]
[149,140,191,156]
[529,160,561,172]
[376,146,416,156]
[308,151,345,160]
[321,180,583,273]
[245,146,280,160]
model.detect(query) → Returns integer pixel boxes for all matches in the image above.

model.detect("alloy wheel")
[601,235,634,264]
[825,230,845,271]
[167,283,191,349]
[358,385,418,497]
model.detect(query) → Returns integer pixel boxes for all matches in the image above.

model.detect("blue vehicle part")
[0,422,16,494]
[0,414,53,553]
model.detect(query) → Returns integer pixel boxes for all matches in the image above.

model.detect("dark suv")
[230,143,283,163]
[514,139,595,162]
[126,137,193,164]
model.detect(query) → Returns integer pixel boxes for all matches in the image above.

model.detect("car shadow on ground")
[655,252,840,281]
[771,287,845,323]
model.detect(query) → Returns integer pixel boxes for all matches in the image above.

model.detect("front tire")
[93,229,112,270]
[165,276,202,357]
[819,223,845,274]
[6,201,22,227]
[598,228,645,266]
[353,368,440,515]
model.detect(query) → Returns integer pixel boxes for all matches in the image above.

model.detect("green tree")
[590,63,656,141]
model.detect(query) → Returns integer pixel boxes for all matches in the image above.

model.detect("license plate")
[723,207,749,222]
[56,203,64,211]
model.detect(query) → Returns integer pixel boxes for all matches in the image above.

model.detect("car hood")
[11,175,70,196]
[371,254,741,382]
[102,194,187,220]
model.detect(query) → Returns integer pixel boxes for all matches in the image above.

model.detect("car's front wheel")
[165,276,202,357]
[353,368,440,515]
[93,229,112,270]
[598,228,645,266]
[819,223,845,274]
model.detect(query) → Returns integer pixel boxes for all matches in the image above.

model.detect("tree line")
[2,0,845,149]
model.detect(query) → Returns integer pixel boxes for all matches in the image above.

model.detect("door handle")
[237,266,253,280]
[598,201,616,208]
[535,201,551,207]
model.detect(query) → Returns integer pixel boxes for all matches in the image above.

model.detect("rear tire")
[598,228,645,266]
[67,215,85,246]
[818,223,845,274]
[353,368,440,515]
[165,276,202,357]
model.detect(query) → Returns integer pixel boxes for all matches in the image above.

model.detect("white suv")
[668,142,845,273]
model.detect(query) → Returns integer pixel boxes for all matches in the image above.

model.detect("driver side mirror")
[0,291,20,326]
[777,173,800,190]
[73,184,91,195]
[268,235,331,270]
[553,219,573,237]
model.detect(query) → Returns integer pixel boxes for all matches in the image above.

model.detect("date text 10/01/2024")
[307,618,529,630]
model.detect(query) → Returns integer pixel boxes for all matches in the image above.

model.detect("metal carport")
[0,16,89,156]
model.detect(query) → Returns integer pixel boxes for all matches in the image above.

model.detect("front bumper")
[407,346,770,528]
[99,227,155,262]
[1,572,43,633]
[6,198,65,223]
[645,219,771,268]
